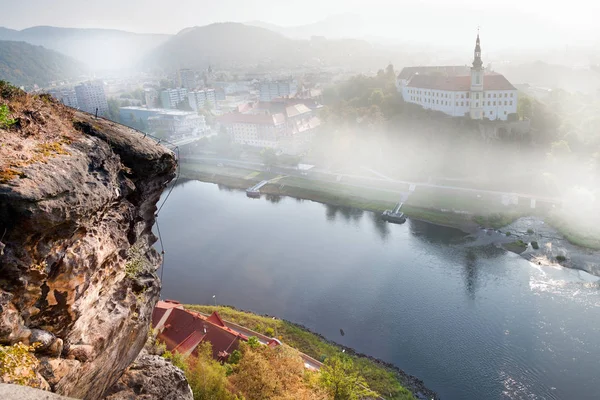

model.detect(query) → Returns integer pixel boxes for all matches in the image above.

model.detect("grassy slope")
[185,305,415,400]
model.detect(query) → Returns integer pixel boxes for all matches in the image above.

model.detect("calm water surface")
[156,180,600,400]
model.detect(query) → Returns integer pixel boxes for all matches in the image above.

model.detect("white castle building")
[397,34,518,121]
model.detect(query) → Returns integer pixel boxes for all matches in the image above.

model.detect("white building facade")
[398,34,518,121]
[219,113,286,148]
[74,80,108,116]
[259,79,298,102]
[160,88,188,109]
[188,89,216,111]
[147,111,206,139]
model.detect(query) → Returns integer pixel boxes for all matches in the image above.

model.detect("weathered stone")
[0,109,177,400]
[0,383,76,400]
[104,350,193,400]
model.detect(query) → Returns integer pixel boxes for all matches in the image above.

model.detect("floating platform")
[246,180,269,198]
[382,202,406,224]
[381,210,406,224]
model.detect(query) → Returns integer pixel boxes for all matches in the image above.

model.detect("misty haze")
[1,1,599,400]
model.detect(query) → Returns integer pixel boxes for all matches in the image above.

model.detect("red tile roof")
[398,66,471,80]
[206,311,226,327]
[406,74,516,91]
[154,306,247,360]
[175,330,206,355]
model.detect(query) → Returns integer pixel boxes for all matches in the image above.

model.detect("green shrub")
[527,229,534,234]
[556,255,567,262]
[0,104,16,129]
[162,350,188,371]
[505,231,511,236]
[247,336,260,349]
[531,241,539,250]
[228,350,241,365]
[264,327,275,337]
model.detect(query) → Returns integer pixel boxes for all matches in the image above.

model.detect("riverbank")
[179,162,600,276]
[185,305,438,400]
[180,163,479,232]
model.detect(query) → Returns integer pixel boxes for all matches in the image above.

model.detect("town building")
[259,79,298,102]
[160,88,188,109]
[179,69,197,90]
[48,89,78,108]
[118,106,162,127]
[144,88,159,108]
[397,34,518,121]
[147,110,206,139]
[188,89,216,112]
[152,301,246,360]
[218,100,320,153]
[218,113,286,148]
[74,80,108,116]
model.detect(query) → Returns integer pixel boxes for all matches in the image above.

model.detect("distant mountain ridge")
[145,22,396,71]
[246,14,367,39]
[0,40,87,87]
[0,26,171,70]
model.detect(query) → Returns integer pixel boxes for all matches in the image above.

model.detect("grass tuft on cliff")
[0,81,76,184]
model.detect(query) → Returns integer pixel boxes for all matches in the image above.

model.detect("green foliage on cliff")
[125,244,146,278]
[0,103,16,128]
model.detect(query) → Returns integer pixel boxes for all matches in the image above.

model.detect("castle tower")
[469,31,485,120]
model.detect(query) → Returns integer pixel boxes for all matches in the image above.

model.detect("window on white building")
[510,93,514,97]
[487,101,490,106]
[510,101,513,105]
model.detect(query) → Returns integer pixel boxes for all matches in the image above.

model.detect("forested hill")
[0,40,86,87]
[144,22,395,71]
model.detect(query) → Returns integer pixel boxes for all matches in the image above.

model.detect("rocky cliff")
[0,84,177,399]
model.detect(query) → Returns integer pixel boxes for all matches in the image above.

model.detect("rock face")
[103,350,193,400]
[0,90,177,400]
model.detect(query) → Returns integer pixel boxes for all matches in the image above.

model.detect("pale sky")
[1,0,598,49]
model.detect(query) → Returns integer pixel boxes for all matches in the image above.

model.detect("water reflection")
[464,249,478,299]
[370,212,390,242]
[265,194,282,204]
[408,218,468,245]
[324,204,364,223]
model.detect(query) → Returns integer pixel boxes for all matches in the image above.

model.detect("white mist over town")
[1,1,600,400]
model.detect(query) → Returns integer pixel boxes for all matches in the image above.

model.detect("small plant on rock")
[0,342,41,387]
[0,104,16,129]
[125,244,146,279]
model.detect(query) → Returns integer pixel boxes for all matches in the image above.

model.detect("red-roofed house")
[152,303,247,361]
[397,33,518,121]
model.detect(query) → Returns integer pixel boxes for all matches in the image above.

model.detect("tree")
[230,344,329,400]
[260,148,278,167]
[386,64,395,80]
[177,99,193,111]
[369,90,384,106]
[106,98,121,123]
[517,96,533,120]
[319,355,376,400]
[185,342,236,400]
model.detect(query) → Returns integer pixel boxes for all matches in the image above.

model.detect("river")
[156,180,600,400]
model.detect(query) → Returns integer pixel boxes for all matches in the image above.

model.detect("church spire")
[472,29,483,69]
